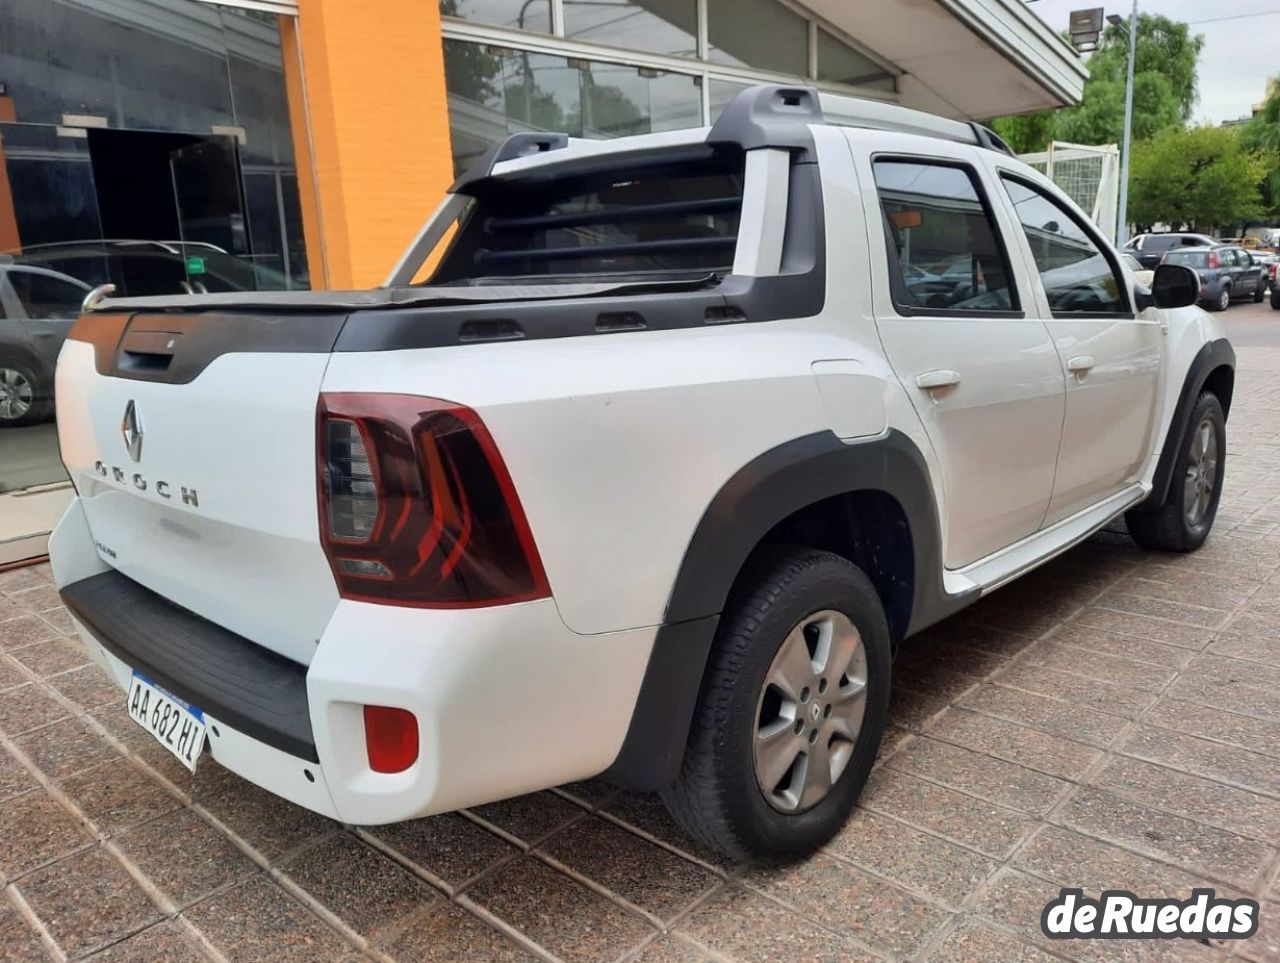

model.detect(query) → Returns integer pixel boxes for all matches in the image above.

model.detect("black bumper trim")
[60,571,318,763]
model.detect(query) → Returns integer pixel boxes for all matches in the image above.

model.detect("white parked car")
[49,86,1234,861]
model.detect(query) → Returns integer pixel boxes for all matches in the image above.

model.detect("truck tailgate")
[55,311,346,666]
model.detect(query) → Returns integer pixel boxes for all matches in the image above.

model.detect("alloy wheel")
[753,609,868,813]
[1184,417,1219,529]
[0,368,34,422]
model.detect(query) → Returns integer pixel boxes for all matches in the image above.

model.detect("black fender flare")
[601,428,969,790]
[1136,337,1235,512]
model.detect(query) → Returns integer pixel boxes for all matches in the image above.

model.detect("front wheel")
[1254,280,1266,303]
[661,547,891,863]
[1271,285,1280,310]
[1126,392,1225,552]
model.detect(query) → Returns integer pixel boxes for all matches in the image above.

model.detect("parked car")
[1215,236,1263,249]
[48,85,1233,862]
[1124,231,1217,270]
[1271,262,1280,309]
[0,260,91,426]
[1121,252,1155,287]
[1162,244,1267,311]
[1251,249,1278,284]
[11,239,291,298]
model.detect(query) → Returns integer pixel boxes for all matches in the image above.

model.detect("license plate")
[126,673,207,772]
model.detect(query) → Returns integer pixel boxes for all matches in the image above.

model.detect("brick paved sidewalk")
[1,346,1278,962]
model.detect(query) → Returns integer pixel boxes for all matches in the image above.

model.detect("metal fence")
[1020,141,1121,242]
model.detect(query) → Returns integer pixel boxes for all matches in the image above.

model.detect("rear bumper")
[50,498,657,825]
[61,571,316,762]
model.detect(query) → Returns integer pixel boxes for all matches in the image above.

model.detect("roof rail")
[818,90,1014,156]
[708,84,1014,157]
[451,83,1015,193]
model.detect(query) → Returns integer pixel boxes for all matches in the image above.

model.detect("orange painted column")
[0,96,22,253]
[279,1,455,290]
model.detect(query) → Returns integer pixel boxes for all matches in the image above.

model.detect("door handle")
[1067,355,1094,375]
[915,369,961,390]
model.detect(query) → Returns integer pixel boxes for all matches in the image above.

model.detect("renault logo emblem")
[121,400,144,462]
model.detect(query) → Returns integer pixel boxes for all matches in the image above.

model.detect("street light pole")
[1116,0,1138,246]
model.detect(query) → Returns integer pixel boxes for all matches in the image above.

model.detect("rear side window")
[431,151,744,282]
[6,269,87,318]
[1001,177,1129,316]
[872,159,1017,314]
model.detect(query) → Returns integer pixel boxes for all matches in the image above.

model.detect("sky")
[1024,0,1279,124]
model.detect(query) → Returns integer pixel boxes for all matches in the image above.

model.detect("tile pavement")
[1,342,1279,961]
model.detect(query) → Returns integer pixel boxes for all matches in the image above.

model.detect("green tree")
[1088,15,1202,121]
[1242,82,1280,215]
[991,111,1056,154]
[989,14,1203,149]
[1128,126,1265,230]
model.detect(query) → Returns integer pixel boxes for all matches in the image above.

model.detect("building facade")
[0,0,1085,561]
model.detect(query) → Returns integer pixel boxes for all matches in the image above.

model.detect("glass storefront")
[0,0,306,561]
[440,0,897,176]
[443,42,705,173]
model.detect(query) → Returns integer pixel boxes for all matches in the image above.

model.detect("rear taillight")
[1207,251,1220,269]
[364,705,418,773]
[318,393,549,607]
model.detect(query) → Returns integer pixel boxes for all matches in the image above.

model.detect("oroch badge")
[121,399,144,462]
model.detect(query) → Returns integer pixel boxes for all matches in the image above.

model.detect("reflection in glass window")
[709,80,750,122]
[1002,178,1127,315]
[583,65,702,136]
[873,161,1016,313]
[443,41,702,175]
[817,29,894,91]
[439,0,552,33]
[564,0,698,57]
[707,0,808,76]
[5,267,90,319]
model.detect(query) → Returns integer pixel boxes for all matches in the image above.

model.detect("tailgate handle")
[119,350,174,373]
[118,329,181,372]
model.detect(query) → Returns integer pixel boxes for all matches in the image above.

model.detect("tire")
[0,360,52,428]
[661,547,891,863]
[1254,280,1266,303]
[1125,392,1225,552]
[1209,286,1231,312]
[1271,286,1280,310]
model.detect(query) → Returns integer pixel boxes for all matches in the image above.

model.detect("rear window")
[431,150,744,283]
[1165,251,1209,267]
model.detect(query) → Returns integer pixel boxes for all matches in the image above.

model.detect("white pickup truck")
[49,85,1233,861]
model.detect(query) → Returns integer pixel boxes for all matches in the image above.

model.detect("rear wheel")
[661,547,891,862]
[1210,286,1231,311]
[1270,286,1280,310]
[1125,392,1225,552]
[0,361,51,428]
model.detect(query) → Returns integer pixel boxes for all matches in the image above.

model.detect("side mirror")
[1151,263,1199,309]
